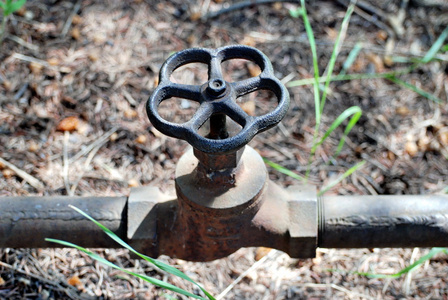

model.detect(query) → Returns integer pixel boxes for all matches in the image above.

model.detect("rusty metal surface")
[319,195,448,248]
[0,196,127,248]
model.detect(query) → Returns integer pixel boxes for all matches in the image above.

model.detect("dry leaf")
[29,62,43,74]
[247,64,261,77]
[366,53,385,73]
[135,134,147,144]
[241,100,256,116]
[190,11,201,22]
[128,179,140,187]
[2,80,12,91]
[67,275,82,287]
[110,132,118,142]
[2,169,14,179]
[405,141,418,157]
[0,277,5,285]
[71,27,81,40]
[255,247,272,261]
[418,136,430,152]
[396,106,410,116]
[376,30,388,41]
[47,57,60,66]
[124,109,138,119]
[57,116,80,132]
[71,15,83,25]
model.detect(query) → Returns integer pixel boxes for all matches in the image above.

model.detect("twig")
[403,248,420,296]
[0,261,91,300]
[63,131,71,196]
[300,283,376,300]
[202,0,299,20]
[61,0,82,37]
[69,127,118,163]
[6,35,39,51]
[216,250,278,300]
[12,53,50,67]
[0,156,44,190]
[70,128,115,194]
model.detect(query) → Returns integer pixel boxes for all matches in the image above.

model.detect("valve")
[140,45,316,261]
[146,45,290,155]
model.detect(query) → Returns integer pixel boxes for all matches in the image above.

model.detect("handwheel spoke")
[167,83,202,102]
[208,57,224,80]
[231,77,261,96]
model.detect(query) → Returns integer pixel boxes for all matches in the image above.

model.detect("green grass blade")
[422,25,448,63]
[353,247,448,278]
[313,106,362,155]
[318,160,365,196]
[299,0,321,126]
[340,42,363,76]
[287,69,413,87]
[387,76,442,104]
[68,205,215,300]
[45,239,207,300]
[263,158,307,182]
[320,2,355,114]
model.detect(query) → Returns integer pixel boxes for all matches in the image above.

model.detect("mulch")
[0,0,447,299]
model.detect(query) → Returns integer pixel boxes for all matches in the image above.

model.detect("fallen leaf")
[241,100,256,116]
[135,134,147,144]
[57,116,80,132]
[247,64,261,77]
[71,27,81,40]
[67,275,81,287]
[405,141,418,157]
[71,15,83,25]
[128,179,140,187]
[2,169,14,179]
[29,62,43,74]
[255,247,272,261]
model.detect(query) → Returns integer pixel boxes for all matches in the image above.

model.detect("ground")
[0,0,447,299]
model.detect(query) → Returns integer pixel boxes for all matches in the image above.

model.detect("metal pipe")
[319,195,448,248]
[0,196,127,248]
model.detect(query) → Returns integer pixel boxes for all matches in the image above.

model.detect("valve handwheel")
[146,45,290,154]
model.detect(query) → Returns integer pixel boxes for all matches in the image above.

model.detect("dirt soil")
[0,0,448,299]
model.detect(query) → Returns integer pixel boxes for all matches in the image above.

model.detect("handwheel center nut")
[206,79,226,97]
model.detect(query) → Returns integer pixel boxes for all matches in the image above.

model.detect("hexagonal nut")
[193,147,245,171]
[287,185,318,258]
